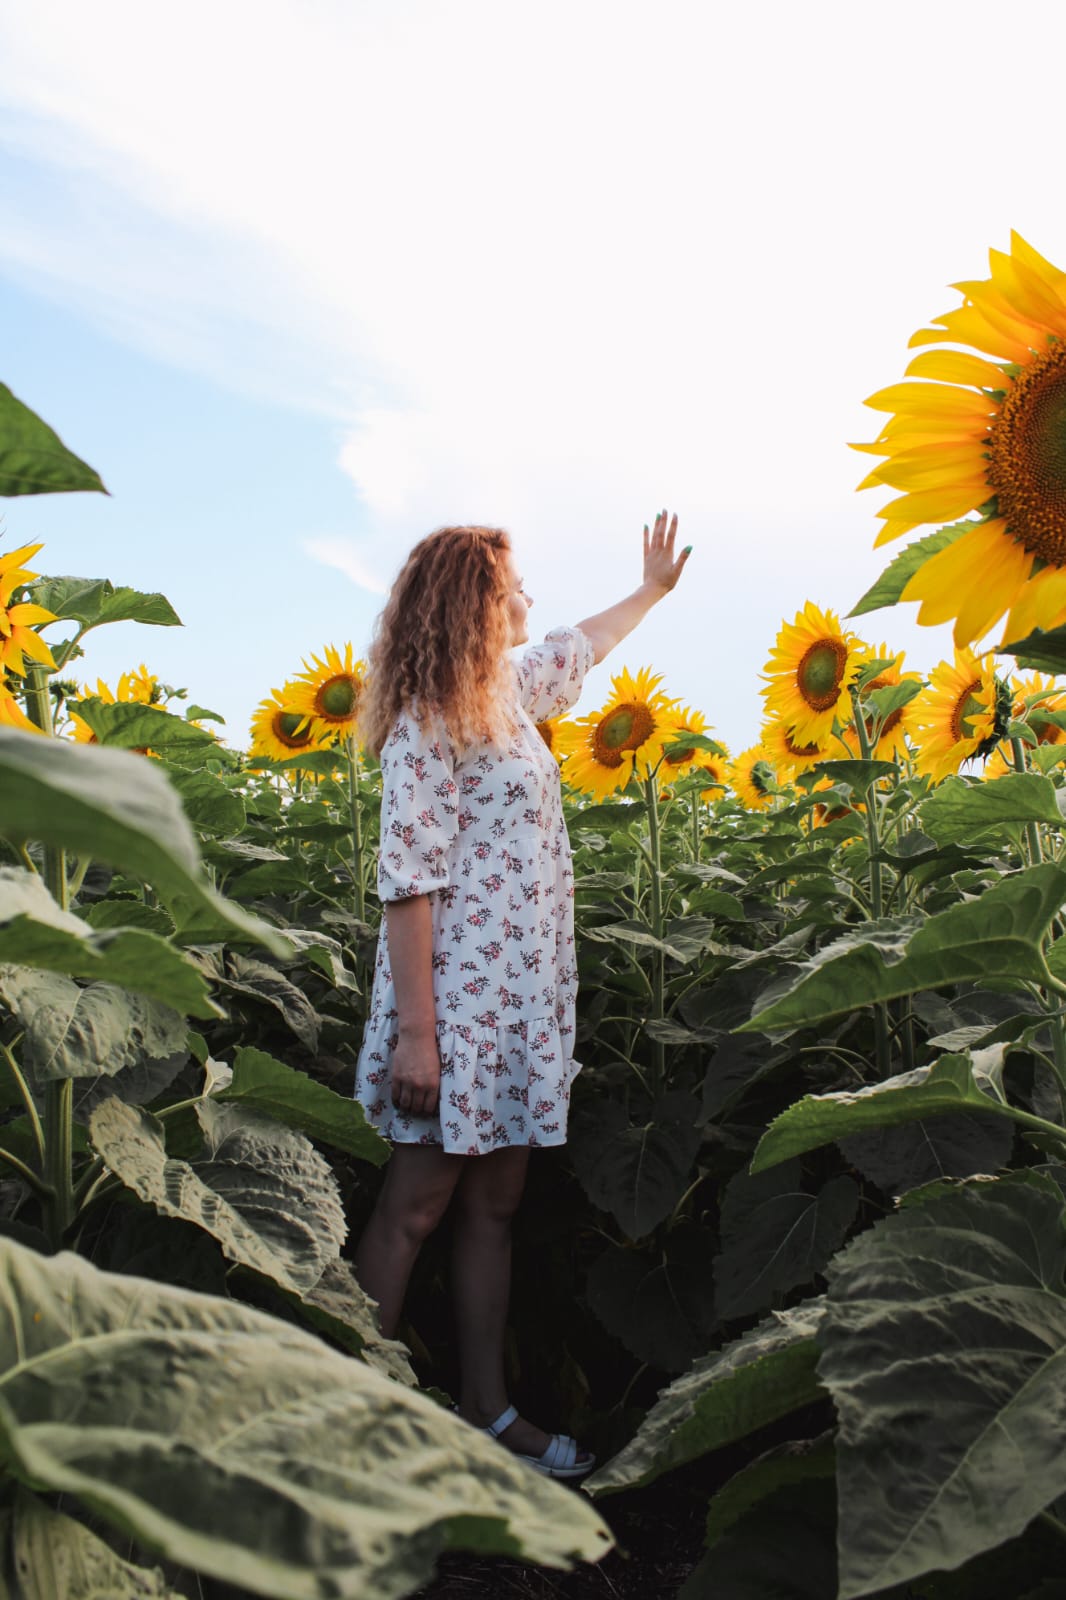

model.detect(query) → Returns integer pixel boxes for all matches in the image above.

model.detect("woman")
[354,512,689,1477]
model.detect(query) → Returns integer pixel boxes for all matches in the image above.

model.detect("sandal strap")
[540,1433,578,1472]
[483,1403,518,1437]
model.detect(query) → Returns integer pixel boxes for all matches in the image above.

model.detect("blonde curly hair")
[360,525,520,756]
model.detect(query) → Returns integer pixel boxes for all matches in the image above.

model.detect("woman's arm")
[385,895,442,1117]
[576,510,690,665]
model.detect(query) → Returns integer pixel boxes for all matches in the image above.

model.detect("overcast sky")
[1,0,1063,753]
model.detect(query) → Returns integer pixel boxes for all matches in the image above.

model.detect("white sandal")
[479,1403,595,1480]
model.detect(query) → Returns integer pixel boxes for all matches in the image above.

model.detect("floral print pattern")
[354,626,595,1155]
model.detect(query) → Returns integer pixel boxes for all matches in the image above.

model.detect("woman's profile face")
[503,550,533,647]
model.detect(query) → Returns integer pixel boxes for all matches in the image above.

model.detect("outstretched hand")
[643,510,690,595]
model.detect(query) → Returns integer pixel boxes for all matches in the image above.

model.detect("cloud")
[303,535,390,596]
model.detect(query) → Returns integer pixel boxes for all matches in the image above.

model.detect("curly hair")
[360,525,519,756]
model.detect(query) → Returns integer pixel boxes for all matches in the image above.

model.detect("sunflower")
[0,542,56,678]
[760,716,834,779]
[855,232,1066,644]
[698,746,732,800]
[656,706,723,795]
[289,643,366,744]
[985,672,1066,778]
[810,782,864,836]
[536,718,565,759]
[559,666,679,800]
[844,645,922,761]
[730,746,778,810]
[250,683,332,763]
[762,603,861,743]
[904,648,1011,782]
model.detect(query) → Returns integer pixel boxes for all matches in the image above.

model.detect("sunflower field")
[3,233,1066,1600]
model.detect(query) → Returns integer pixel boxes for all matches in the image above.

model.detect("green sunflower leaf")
[738,863,1066,1035]
[804,759,897,796]
[219,1046,388,1166]
[0,383,107,496]
[71,700,217,757]
[919,772,1062,844]
[848,522,971,618]
[28,576,180,631]
[999,621,1066,674]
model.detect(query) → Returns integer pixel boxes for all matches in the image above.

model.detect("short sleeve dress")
[353,625,596,1155]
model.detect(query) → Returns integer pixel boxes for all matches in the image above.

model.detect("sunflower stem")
[849,687,891,1078]
[691,790,701,862]
[1010,736,1044,865]
[346,734,366,923]
[643,772,666,1095]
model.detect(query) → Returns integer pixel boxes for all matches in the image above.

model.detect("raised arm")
[575,510,690,664]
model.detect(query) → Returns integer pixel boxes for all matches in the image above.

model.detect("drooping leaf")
[740,865,1066,1034]
[0,866,217,1017]
[28,575,180,630]
[819,1172,1066,1598]
[586,1228,717,1372]
[0,969,188,1088]
[805,759,897,796]
[219,1046,388,1165]
[72,700,218,758]
[0,383,107,496]
[702,1432,836,1551]
[919,772,1062,844]
[751,1054,1029,1174]
[11,1490,182,1599]
[88,1098,345,1296]
[263,1256,416,1385]
[586,1300,826,1496]
[0,729,286,951]
[680,1480,837,1600]
[713,1163,859,1319]
[212,955,322,1052]
[569,1092,702,1239]
[849,522,970,617]
[1000,621,1066,674]
[0,1240,612,1599]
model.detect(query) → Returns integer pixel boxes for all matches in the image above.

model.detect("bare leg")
[354,1144,465,1338]
[452,1147,590,1463]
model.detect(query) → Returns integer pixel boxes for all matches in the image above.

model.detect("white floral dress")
[354,625,595,1155]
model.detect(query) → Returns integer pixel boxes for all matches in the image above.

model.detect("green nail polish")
[683,545,692,556]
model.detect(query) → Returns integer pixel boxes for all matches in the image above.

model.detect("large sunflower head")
[760,715,834,779]
[288,643,366,744]
[762,602,861,743]
[730,746,778,810]
[250,682,332,763]
[656,705,725,795]
[984,671,1066,778]
[856,233,1066,645]
[560,665,678,799]
[904,647,1011,782]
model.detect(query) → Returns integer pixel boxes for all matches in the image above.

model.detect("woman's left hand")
[643,510,690,595]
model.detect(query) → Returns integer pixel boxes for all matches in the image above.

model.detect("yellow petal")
[987,249,1066,333]
[903,350,1007,389]
[6,603,57,629]
[910,305,1032,364]
[872,443,989,493]
[0,542,44,577]
[1002,565,1066,642]
[14,628,56,669]
[1011,232,1066,296]
[901,519,1029,642]
[877,480,991,526]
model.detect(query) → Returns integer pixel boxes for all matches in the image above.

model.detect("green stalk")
[849,687,891,1079]
[643,771,666,1095]
[1011,736,1044,864]
[0,1039,45,1169]
[23,662,75,1243]
[691,789,701,862]
[346,734,366,922]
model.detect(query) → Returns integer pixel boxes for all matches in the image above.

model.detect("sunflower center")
[316,674,360,720]
[785,731,822,759]
[537,721,554,751]
[990,342,1066,566]
[594,702,655,759]
[665,736,696,767]
[797,640,848,710]
[273,711,315,749]
[949,680,984,744]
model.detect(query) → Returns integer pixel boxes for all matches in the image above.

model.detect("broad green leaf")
[0,383,106,495]
[841,1108,1015,1197]
[740,864,1066,1034]
[80,898,174,936]
[0,969,188,1087]
[0,729,286,951]
[1000,621,1066,674]
[586,1228,717,1373]
[585,920,717,964]
[586,1300,826,1496]
[11,1490,182,1599]
[819,1173,1066,1597]
[89,1097,346,1295]
[703,1433,836,1551]
[210,954,322,1052]
[849,522,970,617]
[713,1163,858,1319]
[28,575,180,631]
[160,766,246,837]
[266,1256,416,1384]
[220,1046,388,1165]
[184,703,224,723]
[751,1054,1023,1173]
[919,772,1062,843]
[679,1480,837,1600]
[565,801,646,830]
[569,1093,701,1239]
[0,1240,612,1598]
[866,678,922,719]
[279,929,360,992]
[0,866,216,1017]
[73,700,218,758]
[806,759,897,795]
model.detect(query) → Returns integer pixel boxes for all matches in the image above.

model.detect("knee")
[381,1188,451,1249]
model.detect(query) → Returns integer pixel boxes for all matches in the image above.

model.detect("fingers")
[392,1074,440,1119]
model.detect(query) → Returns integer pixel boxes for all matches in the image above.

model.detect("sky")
[1,0,1064,755]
